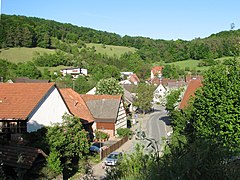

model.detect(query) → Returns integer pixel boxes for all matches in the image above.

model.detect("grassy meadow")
[86,43,136,57]
[0,47,55,63]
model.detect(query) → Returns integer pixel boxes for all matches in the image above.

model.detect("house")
[59,88,95,139]
[129,73,140,85]
[0,144,47,173]
[179,79,202,109]
[153,84,167,103]
[185,74,203,83]
[60,67,87,79]
[11,77,50,83]
[0,83,70,140]
[60,88,127,138]
[81,94,127,137]
[150,66,164,79]
[120,72,134,79]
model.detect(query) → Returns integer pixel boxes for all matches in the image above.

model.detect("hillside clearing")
[86,43,136,57]
[0,47,55,63]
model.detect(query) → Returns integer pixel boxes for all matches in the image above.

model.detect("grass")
[166,56,240,72]
[0,47,55,63]
[86,43,136,57]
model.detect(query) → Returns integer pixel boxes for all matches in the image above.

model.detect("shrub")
[95,130,109,140]
[117,128,132,138]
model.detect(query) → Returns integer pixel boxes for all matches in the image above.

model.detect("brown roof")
[59,88,94,123]
[0,83,55,120]
[13,77,50,83]
[0,144,47,169]
[129,74,140,83]
[81,94,122,122]
[179,79,202,109]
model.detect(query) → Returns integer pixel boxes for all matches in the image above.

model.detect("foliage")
[162,64,185,79]
[134,83,155,113]
[96,77,124,95]
[94,130,109,140]
[2,14,240,66]
[106,144,157,179]
[91,64,121,81]
[47,151,63,174]
[0,59,17,81]
[15,61,42,78]
[47,114,90,174]
[116,128,132,138]
[165,88,183,112]
[190,60,240,152]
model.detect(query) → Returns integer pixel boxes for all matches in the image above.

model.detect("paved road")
[144,105,171,152]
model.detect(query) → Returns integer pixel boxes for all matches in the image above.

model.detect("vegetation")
[134,83,155,113]
[96,78,124,95]
[94,130,109,141]
[116,128,132,138]
[108,59,240,179]
[47,114,90,177]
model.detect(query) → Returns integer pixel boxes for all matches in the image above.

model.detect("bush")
[117,128,132,138]
[95,130,109,140]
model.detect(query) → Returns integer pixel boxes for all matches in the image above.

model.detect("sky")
[1,0,240,40]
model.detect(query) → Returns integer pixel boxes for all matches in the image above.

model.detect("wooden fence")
[100,136,128,160]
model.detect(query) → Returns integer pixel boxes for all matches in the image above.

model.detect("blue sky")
[1,0,240,40]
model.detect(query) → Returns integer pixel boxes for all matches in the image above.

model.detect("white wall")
[27,87,70,132]
[115,100,127,134]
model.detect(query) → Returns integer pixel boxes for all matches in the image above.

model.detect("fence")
[100,136,128,160]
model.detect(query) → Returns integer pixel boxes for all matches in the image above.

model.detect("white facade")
[115,100,127,133]
[27,87,70,132]
[153,84,167,103]
[60,68,88,79]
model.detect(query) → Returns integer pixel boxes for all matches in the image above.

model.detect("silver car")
[104,152,123,166]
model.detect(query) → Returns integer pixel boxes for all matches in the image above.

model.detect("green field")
[0,47,55,63]
[86,43,136,57]
[166,57,239,72]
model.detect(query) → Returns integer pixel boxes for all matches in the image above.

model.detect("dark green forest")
[1,14,240,63]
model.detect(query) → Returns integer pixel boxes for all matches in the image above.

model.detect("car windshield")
[107,153,119,159]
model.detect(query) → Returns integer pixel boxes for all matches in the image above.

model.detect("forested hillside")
[1,14,240,64]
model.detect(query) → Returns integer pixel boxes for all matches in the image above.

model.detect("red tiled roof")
[179,79,202,109]
[0,83,55,120]
[59,88,94,123]
[151,66,163,75]
[129,74,140,83]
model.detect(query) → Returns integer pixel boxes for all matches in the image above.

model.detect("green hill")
[86,43,136,57]
[0,47,55,63]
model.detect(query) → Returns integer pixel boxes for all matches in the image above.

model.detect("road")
[144,105,171,153]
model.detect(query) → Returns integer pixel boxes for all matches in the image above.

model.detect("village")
[0,65,202,179]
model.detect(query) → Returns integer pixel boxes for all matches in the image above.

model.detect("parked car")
[89,145,100,153]
[104,152,123,166]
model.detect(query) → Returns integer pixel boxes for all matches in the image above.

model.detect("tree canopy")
[96,77,124,95]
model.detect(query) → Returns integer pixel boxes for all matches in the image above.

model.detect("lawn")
[86,43,136,57]
[0,47,55,63]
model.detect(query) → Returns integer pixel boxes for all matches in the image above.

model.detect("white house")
[153,84,167,103]
[60,67,88,79]
[0,83,70,139]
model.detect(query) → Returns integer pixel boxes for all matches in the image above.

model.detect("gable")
[0,83,55,120]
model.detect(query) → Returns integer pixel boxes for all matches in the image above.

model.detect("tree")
[15,61,42,79]
[96,78,123,95]
[134,83,155,113]
[190,60,240,152]
[47,114,90,174]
